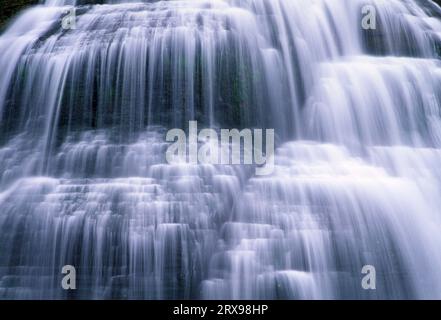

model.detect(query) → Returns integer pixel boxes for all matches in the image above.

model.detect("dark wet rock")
[0,0,39,30]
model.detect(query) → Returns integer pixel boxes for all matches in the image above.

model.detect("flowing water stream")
[1,0,441,299]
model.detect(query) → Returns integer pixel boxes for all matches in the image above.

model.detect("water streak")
[1,0,441,299]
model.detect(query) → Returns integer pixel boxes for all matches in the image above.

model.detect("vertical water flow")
[0,0,441,299]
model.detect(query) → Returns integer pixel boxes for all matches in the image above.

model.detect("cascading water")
[1,0,441,299]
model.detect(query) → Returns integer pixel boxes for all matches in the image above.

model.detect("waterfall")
[1,0,441,299]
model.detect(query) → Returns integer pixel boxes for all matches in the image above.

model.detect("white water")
[1,0,441,299]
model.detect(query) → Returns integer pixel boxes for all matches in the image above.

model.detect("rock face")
[0,0,38,30]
